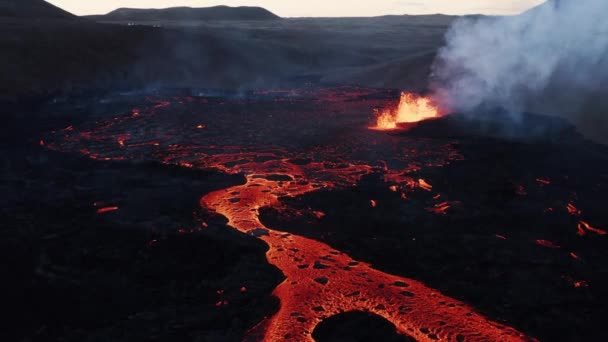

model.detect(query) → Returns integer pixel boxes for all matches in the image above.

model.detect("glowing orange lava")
[372,92,441,130]
[44,90,536,342]
[578,221,607,236]
[427,201,451,215]
[418,179,433,192]
[96,206,119,214]
[567,203,582,216]
[203,173,532,342]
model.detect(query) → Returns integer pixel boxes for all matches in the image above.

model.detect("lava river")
[44,87,535,341]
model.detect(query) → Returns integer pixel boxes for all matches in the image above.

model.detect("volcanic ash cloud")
[430,0,608,116]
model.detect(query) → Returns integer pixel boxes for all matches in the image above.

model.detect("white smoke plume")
[431,0,608,122]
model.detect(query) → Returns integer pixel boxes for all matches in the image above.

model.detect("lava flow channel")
[202,172,533,342]
[44,90,535,342]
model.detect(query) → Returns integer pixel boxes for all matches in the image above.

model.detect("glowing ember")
[313,211,326,219]
[96,206,119,214]
[570,252,582,260]
[418,179,433,191]
[578,221,607,236]
[567,203,582,216]
[536,178,551,185]
[562,275,590,289]
[427,201,451,215]
[577,224,587,236]
[117,135,129,148]
[372,92,440,130]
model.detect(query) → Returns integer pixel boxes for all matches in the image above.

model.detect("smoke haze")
[431,0,608,133]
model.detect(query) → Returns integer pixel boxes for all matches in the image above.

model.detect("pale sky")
[47,0,546,17]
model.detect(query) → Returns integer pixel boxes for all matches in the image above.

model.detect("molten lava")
[96,206,119,214]
[43,89,536,342]
[373,92,440,130]
[578,221,607,236]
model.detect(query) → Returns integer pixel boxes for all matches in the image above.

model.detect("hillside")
[0,0,74,19]
[524,0,564,14]
[86,6,280,21]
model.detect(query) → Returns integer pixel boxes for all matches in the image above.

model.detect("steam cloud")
[431,0,608,117]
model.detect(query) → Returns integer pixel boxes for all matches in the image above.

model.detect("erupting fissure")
[44,89,535,342]
[372,92,441,130]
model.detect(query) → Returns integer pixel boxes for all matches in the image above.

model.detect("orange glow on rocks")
[372,92,441,130]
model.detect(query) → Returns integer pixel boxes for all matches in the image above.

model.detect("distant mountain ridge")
[0,0,75,19]
[86,5,280,21]
[524,0,563,14]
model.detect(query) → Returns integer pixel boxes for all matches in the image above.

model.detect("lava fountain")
[372,92,441,130]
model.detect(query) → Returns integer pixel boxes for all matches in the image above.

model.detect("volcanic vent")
[372,92,441,130]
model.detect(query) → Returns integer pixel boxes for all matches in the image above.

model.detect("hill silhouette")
[0,0,75,19]
[524,0,564,14]
[87,6,280,21]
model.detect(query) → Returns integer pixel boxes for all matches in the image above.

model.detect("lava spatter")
[44,88,535,342]
[372,92,441,130]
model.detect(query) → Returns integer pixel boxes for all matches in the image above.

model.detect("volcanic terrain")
[4,87,601,341]
[2,1,608,341]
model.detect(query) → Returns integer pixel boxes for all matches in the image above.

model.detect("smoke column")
[431,0,608,121]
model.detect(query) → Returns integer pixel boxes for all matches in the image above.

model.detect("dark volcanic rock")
[0,0,75,19]
[314,277,329,285]
[248,228,270,237]
[312,311,416,342]
[0,105,283,342]
[401,111,584,144]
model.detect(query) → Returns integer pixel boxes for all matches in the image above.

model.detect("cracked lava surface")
[44,87,535,341]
